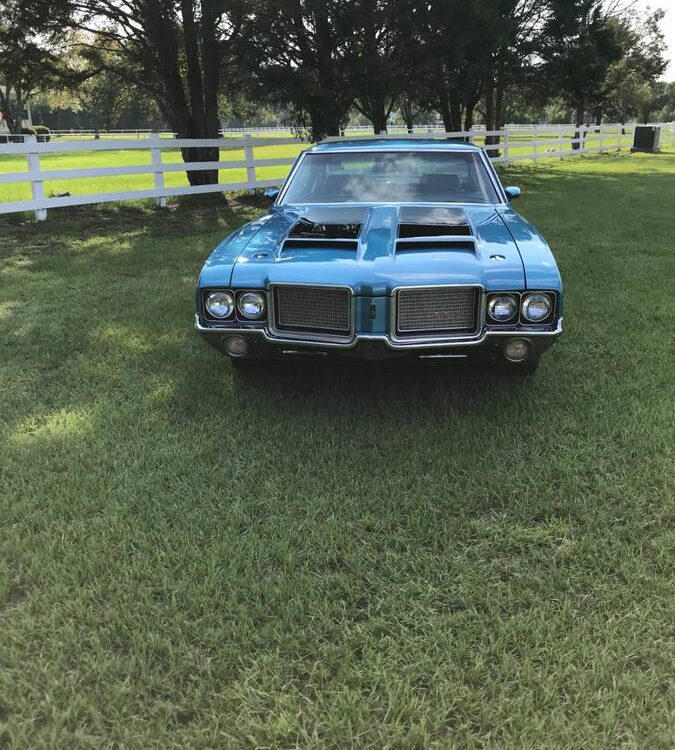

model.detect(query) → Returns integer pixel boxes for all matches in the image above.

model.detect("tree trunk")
[371,103,388,134]
[573,100,585,150]
[179,0,219,185]
[309,105,341,141]
[483,84,500,158]
[449,101,462,133]
[463,102,476,140]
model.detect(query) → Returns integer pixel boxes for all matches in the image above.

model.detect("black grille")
[396,287,479,335]
[274,286,351,336]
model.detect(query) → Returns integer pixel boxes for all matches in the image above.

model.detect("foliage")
[542,0,624,127]
[70,0,247,184]
[602,8,667,124]
[652,81,675,122]
[247,0,358,141]
[1,1,672,165]
[0,0,77,133]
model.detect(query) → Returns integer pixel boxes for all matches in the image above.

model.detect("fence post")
[533,125,538,161]
[502,129,509,162]
[243,134,256,192]
[150,134,167,208]
[25,134,47,221]
[598,125,604,153]
[558,125,564,160]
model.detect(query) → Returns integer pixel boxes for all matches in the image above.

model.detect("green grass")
[0,129,645,205]
[0,149,674,749]
[0,138,306,203]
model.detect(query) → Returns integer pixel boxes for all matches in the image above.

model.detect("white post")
[558,125,563,160]
[26,134,47,221]
[533,125,538,161]
[150,134,167,208]
[598,125,604,153]
[502,129,509,162]
[244,134,256,192]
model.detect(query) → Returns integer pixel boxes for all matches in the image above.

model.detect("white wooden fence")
[1,123,673,221]
[0,135,298,221]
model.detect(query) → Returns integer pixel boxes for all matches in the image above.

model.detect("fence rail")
[1,124,673,221]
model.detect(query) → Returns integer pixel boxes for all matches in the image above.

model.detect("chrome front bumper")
[195,314,563,360]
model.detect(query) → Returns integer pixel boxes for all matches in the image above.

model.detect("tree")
[69,0,246,184]
[348,0,415,133]
[247,0,356,141]
[411,0,543,154]
[396,89,432,132]
[603,8,667,124]
[603,59,653,125]
[651,80,675,122]
[0,0,74,133]
[542,0,624,144]
[413,0,485,133]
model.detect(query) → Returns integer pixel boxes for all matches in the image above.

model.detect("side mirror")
[504,186,521,201]
[264,188,280,200]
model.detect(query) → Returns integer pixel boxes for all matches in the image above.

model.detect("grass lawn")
[0,150,673,748]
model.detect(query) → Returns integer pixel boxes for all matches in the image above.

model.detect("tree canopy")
[1,0,669,164]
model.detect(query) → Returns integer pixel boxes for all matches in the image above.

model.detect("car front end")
[195,140,563,371]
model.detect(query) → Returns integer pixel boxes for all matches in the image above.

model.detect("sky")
[633,0,675,78]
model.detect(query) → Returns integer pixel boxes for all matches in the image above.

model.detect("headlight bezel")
[205,290,235,320]
[487,293,519,323]
[521,292,554,323]
[237,290,266,320]
[202,288,268,323]
[485,290,557,326]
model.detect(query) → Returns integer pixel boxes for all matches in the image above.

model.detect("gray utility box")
[631,125,661,153]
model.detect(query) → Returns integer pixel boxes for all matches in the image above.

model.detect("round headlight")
[487,293,518,322]
[522,293,552,322]
[206,291,234,319]
[237,291,266,319]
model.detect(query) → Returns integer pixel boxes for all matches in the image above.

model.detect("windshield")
[281,150,500,205]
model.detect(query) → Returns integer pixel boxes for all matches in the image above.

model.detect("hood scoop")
[396,206,475,252]
[281,207,367,252]
[283,218,361,252]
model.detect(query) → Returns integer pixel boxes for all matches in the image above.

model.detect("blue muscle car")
[195,139,562,373]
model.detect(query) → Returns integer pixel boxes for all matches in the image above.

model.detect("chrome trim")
[195,315,563,350]
[205,290,235,320]
[485,290,559,327]
[268,283,355,344]
[418,353,469,359]
[390,284,484,344]
[236,291,266,320]
[486,292,519,323]
[477,146,509,203]
[521,291,554,323]
[273,151,307,206]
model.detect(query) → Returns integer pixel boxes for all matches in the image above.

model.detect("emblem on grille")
[369,303,377,320]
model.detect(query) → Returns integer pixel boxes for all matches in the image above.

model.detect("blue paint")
[196,140,563,362]
[203,203,537,294]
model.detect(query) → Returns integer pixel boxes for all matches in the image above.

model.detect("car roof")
[310,138,482,153]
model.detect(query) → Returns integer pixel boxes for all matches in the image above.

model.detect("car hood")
[201,204,527,294]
